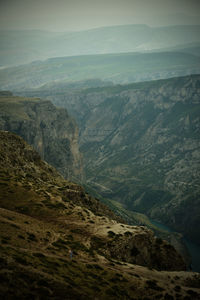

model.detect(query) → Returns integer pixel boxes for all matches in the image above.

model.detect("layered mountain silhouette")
[0,24,200,67]
[0,51,200,90]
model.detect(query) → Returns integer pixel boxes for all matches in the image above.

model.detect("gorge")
[1,3,200,297]
[17,74,200,248]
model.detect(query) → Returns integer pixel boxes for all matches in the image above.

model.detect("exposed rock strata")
[0,93,82,182]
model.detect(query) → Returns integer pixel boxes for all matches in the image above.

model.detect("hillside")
[23,75,200,246]
[0,92,82,182]
[149,42,200,57]
[0,24,200,67]
[1,130,200,299]
[0,51,200,90]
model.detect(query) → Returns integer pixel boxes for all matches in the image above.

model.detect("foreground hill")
[1,130,200,299]
[0,51,200,90]
[0,92,82,182]
[0,24,200,67]
[23,75,200,246]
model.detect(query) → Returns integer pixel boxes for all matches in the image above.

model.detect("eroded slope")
[0,131,200,299]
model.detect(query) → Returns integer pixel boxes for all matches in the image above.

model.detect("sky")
[0,0,200,32]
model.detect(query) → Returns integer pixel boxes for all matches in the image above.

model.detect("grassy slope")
[0,131,200,299]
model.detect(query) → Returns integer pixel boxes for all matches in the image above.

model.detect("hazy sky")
[0,0,200,31]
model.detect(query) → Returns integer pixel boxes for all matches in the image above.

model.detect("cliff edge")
[0,92,82,182]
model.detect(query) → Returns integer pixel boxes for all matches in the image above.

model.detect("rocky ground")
[0,131,200,299]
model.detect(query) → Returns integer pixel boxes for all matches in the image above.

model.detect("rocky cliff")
[1,131,199,299]
[0,92,82,182]
[24,75,200,245]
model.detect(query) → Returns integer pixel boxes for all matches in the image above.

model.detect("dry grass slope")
[0,131,200,299]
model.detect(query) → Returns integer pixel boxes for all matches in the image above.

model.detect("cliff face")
[80,76,200,245]
[26,75,200,245]
[1,131,197,300]
[0,93,82,182]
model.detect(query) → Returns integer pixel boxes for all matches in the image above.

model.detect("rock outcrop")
[91,225,186,271]
[0,92,82,182]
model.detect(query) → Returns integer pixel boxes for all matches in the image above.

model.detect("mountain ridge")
[0,51,200,90]
[1,24,200,67]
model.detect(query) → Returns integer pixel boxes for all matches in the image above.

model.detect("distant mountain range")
[0,24,200,67]
[0,51,200,90]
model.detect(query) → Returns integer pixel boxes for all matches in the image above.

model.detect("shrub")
[131,246,139,256]
[108,231,115,237]
[164,294,174,300]
[70,228,83,234]
[124,231,132,236]
[27,233,37,242]
[155,237,163,245]
[174,285,181,292]
[90,236,106,249]
[146,280,164,291]
[14,255,28,265]
[18,235,25,239]
[33,252,45,258]
[52,238,68,248]
[187,290,199,297]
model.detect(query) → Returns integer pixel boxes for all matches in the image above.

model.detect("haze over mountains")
[0,24,200,67]
[1,51,200,90]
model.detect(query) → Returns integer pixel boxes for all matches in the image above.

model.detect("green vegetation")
[145,280,164,292]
